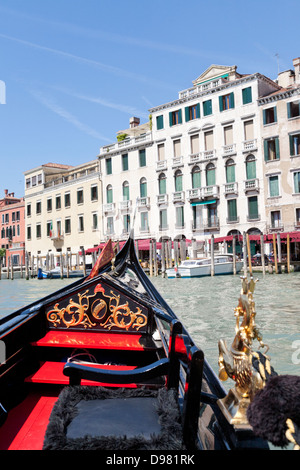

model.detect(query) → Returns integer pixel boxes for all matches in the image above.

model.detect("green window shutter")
[290,135,295,156]
[178,109,182,124]
[269,176,279,197]
[246,160,256,179]
[139,149,146,167]
[196,103,200,118]
[275,137,280,160]
[159,177,166,195]
[228,199,237,219]
[203,100,212,116]
[242,87,252,104]
[140,181,147,197]
[287,102,291,119]
[175,174,183,191]
[219,96,224,112]
[106,158,112,175]
[264,140,269,161]
[230,92,235,108]
[169,112,173,127]
[185,107,190,122]
[206,167,215,186]
[248,196,258,218]
[176,207,184,227]
[123,184,129,200]
[156,115,164,130]
[160,209,167,228]
[106,187,113,203]
[192,169,201,188]
[226,164,235,183]
[274,106,277,123]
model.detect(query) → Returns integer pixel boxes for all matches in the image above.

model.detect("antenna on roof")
[275,53,280,75]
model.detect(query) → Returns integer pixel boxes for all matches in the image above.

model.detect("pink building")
[0,190,25,266]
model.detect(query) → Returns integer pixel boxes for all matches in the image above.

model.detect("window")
[27,226,31,240]
[204,130,214,151]
[289,133,300,156]
[246,155,256,180]
[140,178,147,198]
[271,211,281,229]
[56,195,61,210]
[219,92,234,111]
[159,173,166,195]
[227,199,238,222]
[36,201,41,214]
[185,103,200,122]
[92,213,98,230]
[174,170,183,191]
[156,115,164,130]
[32,176,37,187]
[139,149,146,167]
[65,218,71,234]
[173,139,181,158]
[36,224,41,239]
[27,204,31,217]
[78,215,84,232]
[244,120,254,141]
[159,209,168,230]
[224,125,233,146]
[17,225,20,236]
[175,206,184,228]
[294,171,300,193]
[106,158,112,175]
[248,196,259,220]
[65,192,71,208]
[208,205,218,227]
[37,173,42,185]
[107,216,114,235]
[190,134,199,155]
[169,109,182,126]
[225,159,235,183]
[77,189,84,204]
[192,166,201,188]
[91,185,98,201]
[287,101,300,119]
[106,185,113,203]
[263,107,277,125]
[47,221,53,237]
[26,178,31,189]
[264,138,280,161]
[242,87,252,105]
[203,99,212,116]
[296,208,300,226]
[157,143,165,161]
[16,211,20,222]
[122,181,130,201]
[206,163,216,186]
[47,198,52,212]
[122,154,128,171]
[269,175,280,197]
[123,214,130,233]
[140,212,149,231]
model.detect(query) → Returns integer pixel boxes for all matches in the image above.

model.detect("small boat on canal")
[166,254,243,278]
[0,231,299,451]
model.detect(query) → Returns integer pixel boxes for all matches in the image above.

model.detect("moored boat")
[166,254,243,278]
[0,232,298,451]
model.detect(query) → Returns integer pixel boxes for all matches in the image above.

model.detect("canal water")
[0,271,299,379]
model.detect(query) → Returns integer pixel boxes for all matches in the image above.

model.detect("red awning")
[86,238,192,254]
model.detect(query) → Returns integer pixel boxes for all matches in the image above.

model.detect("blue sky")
[0,0,299,197]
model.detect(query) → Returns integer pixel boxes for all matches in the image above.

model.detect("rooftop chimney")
[129,117,140,128]
[293,57,300,84]
[4,189,8,197]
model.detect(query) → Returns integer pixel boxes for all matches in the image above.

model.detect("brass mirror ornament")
[217,276,272,428]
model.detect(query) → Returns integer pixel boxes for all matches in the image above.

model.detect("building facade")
[0,190,25,266]
[24,160,102,264]
[98,64,283,253]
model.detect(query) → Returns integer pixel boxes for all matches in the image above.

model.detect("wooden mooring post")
[210,235,215,276]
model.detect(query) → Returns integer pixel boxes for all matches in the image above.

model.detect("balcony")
[50,230,64,241]
[137,196,150,209]
[189,153,201,165]
[244,178,259,192]
[224,182,238,195]
[202,185,220,199]
[267,222,284,233]
[156,194,168,205]
[103,203,115,213]
[243,139,257,153]
[156,160,167,172]
[187,188,202,201]
[119,200,132,212]
[203,217,220,230]
[172,191,185,203]
[101,132,152,154]
[222,143,236,156]
[203,149,216,161]
[172,156,184,168]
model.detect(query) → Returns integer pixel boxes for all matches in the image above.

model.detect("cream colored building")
[24,160,101,264]
[98,64,280,251]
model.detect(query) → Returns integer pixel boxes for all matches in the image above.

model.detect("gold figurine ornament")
[217,276,272,427]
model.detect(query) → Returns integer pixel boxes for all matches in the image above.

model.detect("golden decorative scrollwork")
[46,283,147,331]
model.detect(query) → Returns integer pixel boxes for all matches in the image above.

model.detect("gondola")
[0,231,299,451]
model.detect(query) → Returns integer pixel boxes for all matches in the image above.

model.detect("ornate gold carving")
[217,276,271,427]
[47,283,147,331]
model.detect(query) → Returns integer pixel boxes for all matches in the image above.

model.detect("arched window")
[158,173,166,195]
[174,169,183,191]
[246,155,256,180]
[206,163,215,186]
[225,158,235,183]
[140,177,147,198]
[122,181,130,201]
[191,165,201,189]
[106,184,113,204]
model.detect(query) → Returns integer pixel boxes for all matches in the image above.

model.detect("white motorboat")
[166,254,243,278]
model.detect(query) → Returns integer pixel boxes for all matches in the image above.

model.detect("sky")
[0,0,300,197]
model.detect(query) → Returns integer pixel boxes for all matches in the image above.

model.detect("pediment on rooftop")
[192,65,238,86]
